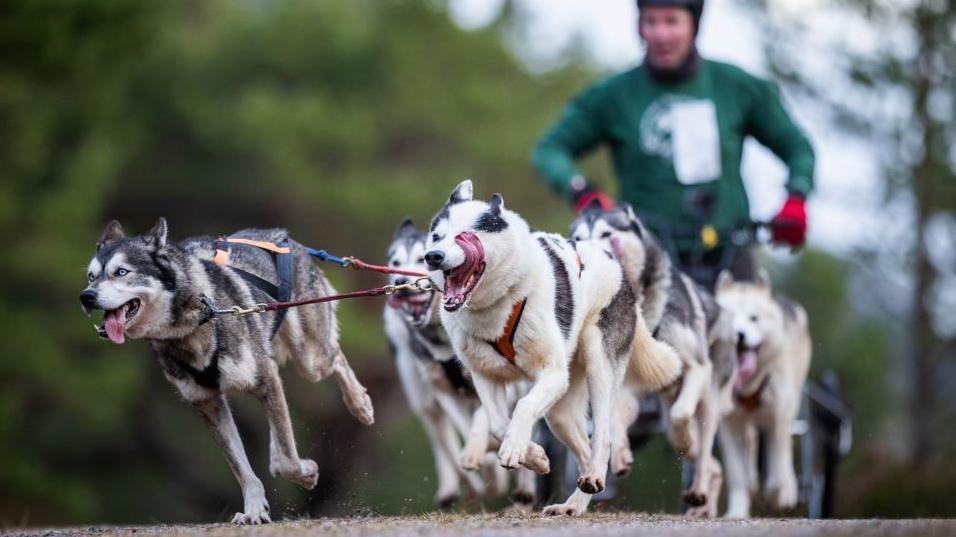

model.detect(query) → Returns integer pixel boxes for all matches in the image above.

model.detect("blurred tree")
[744,0,956,465]
[0,0,590,525]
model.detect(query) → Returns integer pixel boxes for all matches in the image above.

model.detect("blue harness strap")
[305,247,350,267]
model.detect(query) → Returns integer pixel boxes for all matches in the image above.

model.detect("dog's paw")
[577,474,605,494]
[342,386,375,426]
[522,442,550,475]
[683,504,713,518]
[543,501,585,516]
[498,436,527,470]
[668,415,696,456]
[611,445,634,477]
[682,488,707,508]
[510,489,535,506]
[435,492,458,509]
[766,472,799,510]
[232,496,271,525]
[277,458,319,490]
[459,443,485,471]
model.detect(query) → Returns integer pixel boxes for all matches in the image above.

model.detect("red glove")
[771,195,807,247]
[574,190,614,213]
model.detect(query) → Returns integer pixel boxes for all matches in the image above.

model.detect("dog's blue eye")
[116,268,129,277]
[601,231,612,239]
[390,260,399,267]
[417,257,425,264]
[432,234,441,242]
[87,272,95,282]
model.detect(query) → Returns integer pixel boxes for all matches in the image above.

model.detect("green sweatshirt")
[533,59,814,242]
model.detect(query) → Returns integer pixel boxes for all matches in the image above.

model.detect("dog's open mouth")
[389,290,434,326]
[736,341,759,391]
[443,232,485,312]
[95,298,141,345]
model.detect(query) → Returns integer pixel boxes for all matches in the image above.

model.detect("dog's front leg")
[765,405,799,510]
[718,414,754,518]
[498,366,567,474]
[257,360,319,490]
[195,396,270,525]
[460,405,492,471]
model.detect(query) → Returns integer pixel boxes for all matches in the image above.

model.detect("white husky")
[715,270,812,518]
[424,180,677,515]
[383,218,535,508]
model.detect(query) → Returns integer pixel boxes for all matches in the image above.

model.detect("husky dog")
[79,219,374,524]
[383,218,536,508]
[424,180,677,516]
[715,270,811,518]
[570,202,736,517]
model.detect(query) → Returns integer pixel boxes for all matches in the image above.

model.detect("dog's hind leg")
[329,350,375,425]
[576,325,622,496]
[684,383,721,514]
[422,408,465,507]
[289,306,374,425]
[610,386,639,477]
[257,360,319,490]
[195,395,270,525]
[543,364,598,517]
[668,360,709,456]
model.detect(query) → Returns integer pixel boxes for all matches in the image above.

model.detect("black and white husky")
[424,180,677,515]
[383,218,536,508]
[570,203,736,517]
[79,219,374,524]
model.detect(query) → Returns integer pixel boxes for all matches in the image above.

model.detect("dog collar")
[487,298,528,363]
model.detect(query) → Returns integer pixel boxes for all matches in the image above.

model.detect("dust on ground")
[6,513,954,537]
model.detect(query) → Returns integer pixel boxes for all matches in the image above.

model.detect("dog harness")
[213,236,295,338]
[486,251,580,363]
[488,298,528,362]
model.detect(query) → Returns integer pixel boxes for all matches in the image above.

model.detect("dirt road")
[7,513,954,537]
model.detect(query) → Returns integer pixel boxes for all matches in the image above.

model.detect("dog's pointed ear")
[394,217,417,238]
[619,202,637,222]
[489,193,504,212]
[97,220,125,251]
[449,179,473,204]
[755,268,772,293]
[142,217,168,251]
[716,270,735,295]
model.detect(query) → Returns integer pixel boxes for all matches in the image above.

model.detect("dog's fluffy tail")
[630,309,682,393]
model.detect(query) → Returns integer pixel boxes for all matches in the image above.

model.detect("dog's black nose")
[424,250,445,269]
[394,277,410,286]
[80,290,98,309]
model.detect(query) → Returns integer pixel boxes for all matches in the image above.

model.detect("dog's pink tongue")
[736,349,758,391]
[443,232,484,306]
[104,308,126,344]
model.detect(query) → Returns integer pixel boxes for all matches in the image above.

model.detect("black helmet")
[637,0,705,30]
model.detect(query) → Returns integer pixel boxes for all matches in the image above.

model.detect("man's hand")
[771,194,807,248]
[570,175,614,213]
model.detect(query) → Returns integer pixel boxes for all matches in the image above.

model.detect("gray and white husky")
[570,202,736,517]
[715,270,811,518]
[424,180,677,516]
[79,218,374,524]
[383,218,536,508]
